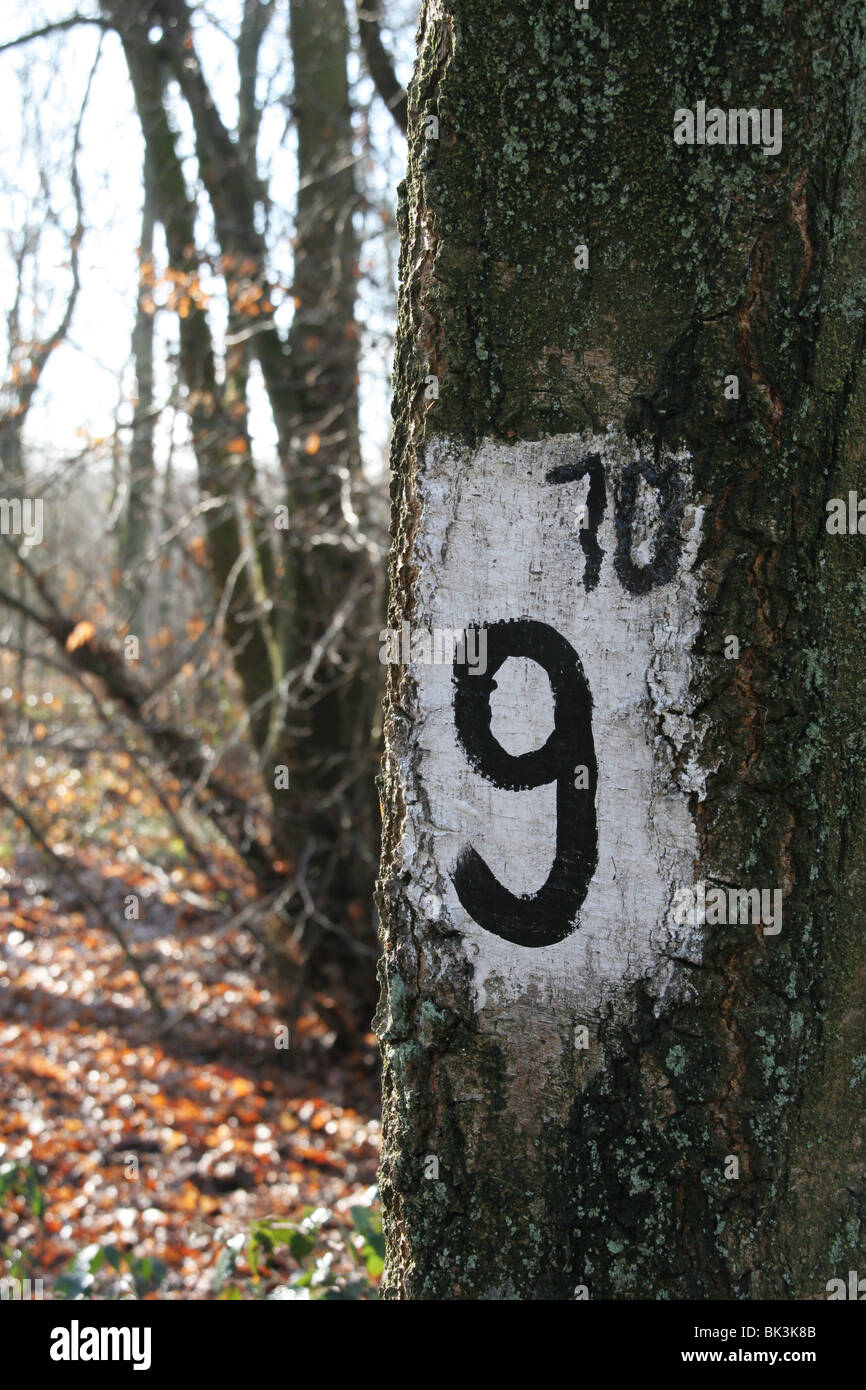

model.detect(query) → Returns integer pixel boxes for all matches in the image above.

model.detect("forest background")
[0,0,414,1301]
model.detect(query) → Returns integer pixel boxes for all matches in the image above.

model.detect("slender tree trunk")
[378,0,866,1299]
[120,36,279,761]
[122,194,156,634]
[0,419,28,698]
[281,0,380,911]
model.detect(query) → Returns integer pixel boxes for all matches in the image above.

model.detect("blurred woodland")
[0,0,412,1299]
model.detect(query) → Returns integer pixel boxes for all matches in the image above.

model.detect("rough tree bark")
[377,0,866,1299]
[285,0,380,909]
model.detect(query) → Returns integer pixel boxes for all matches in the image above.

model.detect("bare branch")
[356,1,407,134]
[0,784,167,1019]
[0,554,279,888]
[0,15,110,55]
[238,0,276,165]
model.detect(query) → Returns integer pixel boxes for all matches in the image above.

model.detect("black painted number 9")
[451,618,598,947]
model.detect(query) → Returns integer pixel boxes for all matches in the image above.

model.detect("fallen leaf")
[65,621,96,652]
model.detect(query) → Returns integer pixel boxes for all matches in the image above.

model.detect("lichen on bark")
[378,0,866,1299]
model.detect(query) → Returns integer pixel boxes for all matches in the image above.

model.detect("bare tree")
[0,0,404,1007]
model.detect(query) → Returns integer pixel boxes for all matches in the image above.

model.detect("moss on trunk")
[378,0,866,1299]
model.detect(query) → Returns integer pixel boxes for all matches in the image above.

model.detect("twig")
[0,17,110,55]
[356,3,408,133]
[0,785,167,1020]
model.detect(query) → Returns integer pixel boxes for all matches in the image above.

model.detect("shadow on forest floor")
[0,847,381,1299]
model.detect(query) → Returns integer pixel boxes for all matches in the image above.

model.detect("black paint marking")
[546,453,606,591]
[613,450,685,594]
[452,618,598,948]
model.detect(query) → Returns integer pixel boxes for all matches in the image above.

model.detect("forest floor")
[0,825,382,1299]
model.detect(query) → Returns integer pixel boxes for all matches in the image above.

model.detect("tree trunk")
[281,0,381,911]
[377,0,866,1300]
[121,193,156,634]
